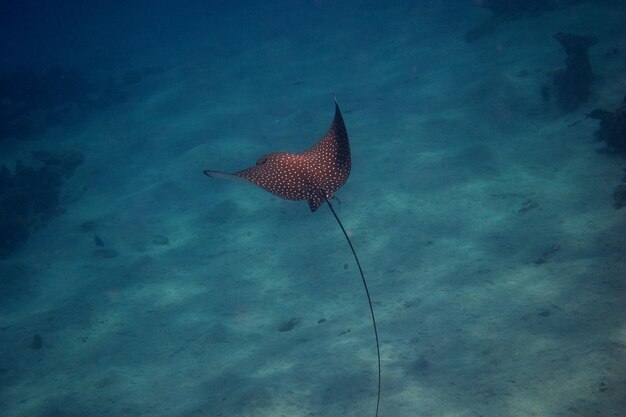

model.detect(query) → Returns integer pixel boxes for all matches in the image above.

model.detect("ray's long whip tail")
[322,195,381,417]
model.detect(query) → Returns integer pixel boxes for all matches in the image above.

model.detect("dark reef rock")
[80,220,97,232]
[0,151,83,258]
[278,318,300,332]
[553,32,598,112]
[535,244,561,264]
[94,234,105,247]
[613,182,626,209]
[31,150,84,176]
[612,169,626,209]
[518,199,539,213]
[0,68,93,141]
[31,334,43,350]
[588,96,626,155]
[588,98,626,208]
[464,0,582,42]
[409,356,431,376]
[0,65,162,141]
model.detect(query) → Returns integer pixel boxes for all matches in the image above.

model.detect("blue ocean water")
[1,1,625,416]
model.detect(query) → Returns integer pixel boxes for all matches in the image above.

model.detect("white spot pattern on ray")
[231,102,350,211]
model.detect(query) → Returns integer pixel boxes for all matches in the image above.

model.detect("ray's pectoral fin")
[203,170,249,183]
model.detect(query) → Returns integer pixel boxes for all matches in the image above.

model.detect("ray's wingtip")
[332,93,342,116]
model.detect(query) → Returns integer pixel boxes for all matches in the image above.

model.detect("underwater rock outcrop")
[587,96,626,208]
[0,65,163,142]
[614,181,626,209]
[0,151,84,258]
[587,96,626,155]
[552,32,598,112]
[0,68,92,141]
[464,0,583,42]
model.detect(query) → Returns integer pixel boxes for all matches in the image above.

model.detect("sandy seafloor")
[1,1,625,416]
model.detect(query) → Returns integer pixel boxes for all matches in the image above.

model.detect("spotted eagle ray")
[204,97,381,417]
